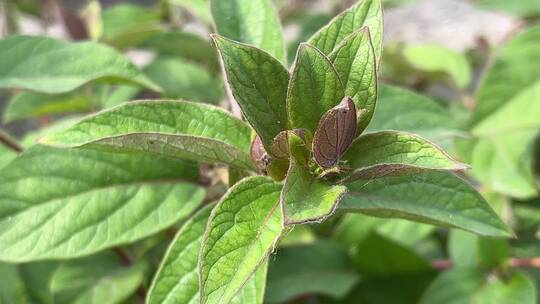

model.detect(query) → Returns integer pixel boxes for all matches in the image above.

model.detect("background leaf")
[0,35,159,94]
[402,44,471,89]
[3,91,92,123]
[210,0,285,63]
[199,176,282,304]
[367,85,462,148]
[265,240,359,303]
[0,146,204,261]
[144,56,223,104]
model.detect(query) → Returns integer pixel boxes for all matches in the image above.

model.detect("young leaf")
[341,131,468,182]
[199,176,283,304]
[0,146,204,261]
[281,161,347,225]
[329,27,377,132]
[313,97,357,168]
[308,0,383,65]
[287,43,345,134]
[210,0,286,63]
[340,171,512,237]
[265,240,359,303]
[0,35,159,94]
[41,100,255,170]
[212,35,289,149]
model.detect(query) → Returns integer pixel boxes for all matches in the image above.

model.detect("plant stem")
[113,247,147,299]
[431,257,540,270]
[0,129,23,153]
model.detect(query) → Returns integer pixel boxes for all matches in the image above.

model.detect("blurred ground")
[0,0,523,137]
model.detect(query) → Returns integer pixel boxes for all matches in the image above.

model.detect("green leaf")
[95,85,141,109]
[231,262,268,304]
[287,43,344,134]
[473,272,537,304]
[199,176,283,304]
[448,230,480,268]
[0,146,204,261]
[210,0,286,63]
[419,269,486,304]
[281,161,347,225]
[19,262,57,304]
[351,232,432,277]
[402,44,471,89]
[456,130,538,199]
[171,0,212,23]
[341,131,468,182]
[41,100,255,170]
[144,56,223,104]
[0,262,27,303]
[265,240,359,303]
[212,35,289,149]
[335,214,434,248]
[473,81,540,137]
[465,81,540,198]
[0,35,160,94]
[141,31,218,68]
[367,85,462,147]
[473,25,540,125]
[340,171,511,237]
[308,0,383,65]
[50,252,146,304]
[3,91,92,123]
[147,204,214,304]
[101,4,161,49]
[0,144,17,169]
[329,27,377,132]
[421,270,537,304]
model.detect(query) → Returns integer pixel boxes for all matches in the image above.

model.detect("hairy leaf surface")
[0,146,204,261]
[340,171,511,237]
[287,43,344,134]
[42,100,255,170]
[199,176,282,304]
[309,0,382,65]
[213,35,289,149]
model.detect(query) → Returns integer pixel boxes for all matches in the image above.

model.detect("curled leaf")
[313,97,357,168]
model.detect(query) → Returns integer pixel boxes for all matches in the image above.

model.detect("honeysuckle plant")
[0,0,530,303]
